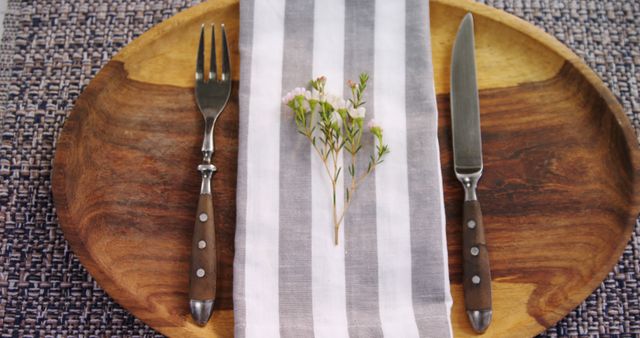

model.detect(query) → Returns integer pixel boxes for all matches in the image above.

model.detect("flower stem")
[285,73,387,246]
[335,158,377,227]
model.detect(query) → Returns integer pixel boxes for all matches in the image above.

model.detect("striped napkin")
[234,0,452,337]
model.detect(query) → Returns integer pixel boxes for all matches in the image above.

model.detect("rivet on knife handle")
[461,174,492,333]
[189,164,217,326]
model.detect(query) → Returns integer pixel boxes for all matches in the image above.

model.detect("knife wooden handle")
[462,200,492,311]
[189,193,217,301]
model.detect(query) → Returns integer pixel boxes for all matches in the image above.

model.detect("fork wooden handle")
[189,165,217,326]
[189,193,217,301]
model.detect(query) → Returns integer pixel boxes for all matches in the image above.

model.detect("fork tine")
[196,24,205,82]
[221,24,231,81]
[209,24,217,82]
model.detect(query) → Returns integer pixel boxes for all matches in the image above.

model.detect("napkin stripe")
[373,0,421,337]
[343,0,384,337]
[242,0,286,336]
[234,0,255,335]
[310,0,350,337]
[278,0,315,336]
[405,0,453,336]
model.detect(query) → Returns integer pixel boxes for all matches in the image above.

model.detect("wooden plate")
[51,0,640,336]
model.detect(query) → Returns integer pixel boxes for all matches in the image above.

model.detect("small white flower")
[282,87,307,104]
[348,106,366,119]
[368,118,383,138]
[325,94,347,110]
[281,92,293,104]
[305,89,322,101]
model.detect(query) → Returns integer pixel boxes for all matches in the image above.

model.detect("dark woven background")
[0,0,638,336]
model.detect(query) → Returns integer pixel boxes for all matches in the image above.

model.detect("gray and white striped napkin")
[234,0,452,337]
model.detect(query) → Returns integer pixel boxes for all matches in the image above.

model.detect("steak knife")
[450,13,493,333]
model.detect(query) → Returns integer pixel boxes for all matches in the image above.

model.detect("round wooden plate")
[51,0,640,337]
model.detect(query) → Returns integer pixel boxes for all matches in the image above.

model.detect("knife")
[450,13,492,333]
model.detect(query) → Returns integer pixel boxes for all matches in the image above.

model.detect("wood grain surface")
[51,0,640,337]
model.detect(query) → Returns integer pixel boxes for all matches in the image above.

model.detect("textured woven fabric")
[0,0,637,337]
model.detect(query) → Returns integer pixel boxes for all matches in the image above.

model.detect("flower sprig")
[283,73,390,245]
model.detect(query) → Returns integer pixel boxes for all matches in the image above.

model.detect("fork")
[189,23,231,326]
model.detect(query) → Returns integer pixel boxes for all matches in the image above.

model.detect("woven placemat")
[0,0,638,336]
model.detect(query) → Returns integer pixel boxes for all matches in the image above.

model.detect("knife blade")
[450,13,493,333]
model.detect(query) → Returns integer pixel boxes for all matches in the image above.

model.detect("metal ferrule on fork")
[198,163,216,195]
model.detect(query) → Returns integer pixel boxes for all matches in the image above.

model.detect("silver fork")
[189,23,231,326]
